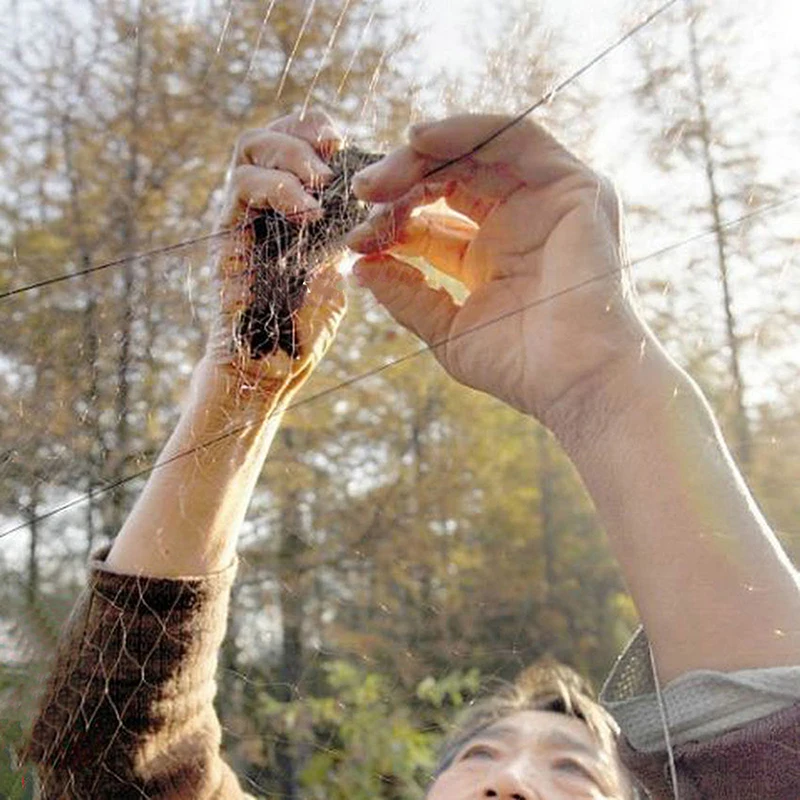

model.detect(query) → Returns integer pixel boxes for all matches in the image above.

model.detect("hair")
[431,658,636,798]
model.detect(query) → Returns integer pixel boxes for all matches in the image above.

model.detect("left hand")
[205,110,348,404]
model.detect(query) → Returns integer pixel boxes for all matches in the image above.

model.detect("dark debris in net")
[236,146,384,360]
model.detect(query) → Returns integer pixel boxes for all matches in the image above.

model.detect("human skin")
[347,114,800,686]
[426,710,626,800]
[105,110,346,577]
[104,111,800,798]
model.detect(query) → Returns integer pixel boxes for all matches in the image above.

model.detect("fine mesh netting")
[233,147,381,360]
[1,0,799,798]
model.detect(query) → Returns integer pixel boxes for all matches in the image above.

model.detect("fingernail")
[318,124,341,142]
[352,163,381,194]
[312,164,334,188]
[346,220,370,242]
[409,120,433,137]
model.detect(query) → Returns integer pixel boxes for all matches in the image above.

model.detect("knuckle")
[281,137,312,162]
[269,110,305,135]
[230,164,253,192]
[267,111,301,129]
[234,128,266,161]
[256,137,313,173]
[301,106,334,126]
[596,173,622,221]
[510,114,537,136]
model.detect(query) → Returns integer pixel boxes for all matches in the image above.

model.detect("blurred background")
[0,0,798,796]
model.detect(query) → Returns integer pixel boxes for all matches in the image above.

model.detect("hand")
[205,110,347,404]
[347,114,650,433]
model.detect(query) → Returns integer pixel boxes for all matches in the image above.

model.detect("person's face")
[427,710,626,799]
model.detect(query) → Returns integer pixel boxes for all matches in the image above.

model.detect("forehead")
[476,709,602,756]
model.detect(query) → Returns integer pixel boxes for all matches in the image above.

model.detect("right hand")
[205,110,347,404]
[347,115,651,435]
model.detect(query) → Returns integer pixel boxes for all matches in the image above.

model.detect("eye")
[459,743,498,761]
[552,757,598,783]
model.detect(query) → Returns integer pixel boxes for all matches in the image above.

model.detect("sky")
[382,0,799,295]
[415,0,800,69]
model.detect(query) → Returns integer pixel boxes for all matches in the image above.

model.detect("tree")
[0,1,414,793]
[628,0,797,473]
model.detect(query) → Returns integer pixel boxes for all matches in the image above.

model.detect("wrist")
[189,357,297,424]
[545,336,696,463]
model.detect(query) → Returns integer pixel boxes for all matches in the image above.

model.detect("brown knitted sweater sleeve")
[25,551,254,799]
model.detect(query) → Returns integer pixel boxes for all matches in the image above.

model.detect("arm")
[104,359,288,578]
[107,110,345,579]
[553,343,799,682]
[27,111,346,799]
[346,114,800,684]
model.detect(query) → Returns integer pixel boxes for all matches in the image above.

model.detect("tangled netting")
[236,146,383,360]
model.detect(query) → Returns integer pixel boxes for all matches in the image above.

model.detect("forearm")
[552,338,800,683]
[106,357,289,577]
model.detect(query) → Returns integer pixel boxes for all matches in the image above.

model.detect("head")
[427,660,635,799]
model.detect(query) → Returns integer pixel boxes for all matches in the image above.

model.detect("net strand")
[335,5,376,98]
[649,643,681,800]
[0,229,230,302]
[275,0,318,102]
[422,0,682,180]
[300,0,353,118]
[0,0,680,306]
[242,0,280,85]
[2,193,795,540]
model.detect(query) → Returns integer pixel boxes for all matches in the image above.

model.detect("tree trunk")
[687,7,752,469]
[24,485,41,609]
[61,111,102,559]
[275,427,305,800]
[110,0,145,537]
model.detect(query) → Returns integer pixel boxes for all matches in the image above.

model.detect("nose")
[482,766,539,800]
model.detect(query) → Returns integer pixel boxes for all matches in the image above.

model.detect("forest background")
[0,0,798,797]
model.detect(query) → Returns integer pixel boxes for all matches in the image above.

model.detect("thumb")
[293,264,347,363]
[392,212,478,289]
[353,255,459,352]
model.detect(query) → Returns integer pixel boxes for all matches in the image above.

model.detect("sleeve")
[601,627,800,799]
[25,547,260,800]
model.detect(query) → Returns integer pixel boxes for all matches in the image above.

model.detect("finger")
[351,139,521,206]
[302,264,347,322]
[345,182,447,252]
[409,114,571,170]
[391,213,480,289]
[347,180,496,260]
[352,146,434,203]
[292,266,347,369]
[352,137,520,206]
[353,255,459,352]
[269,108,343,157]
[222,165,322,224]
[348,205,479,285]
[353,114,583,205]
[239,130,334,187]
[445,183,498,224]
